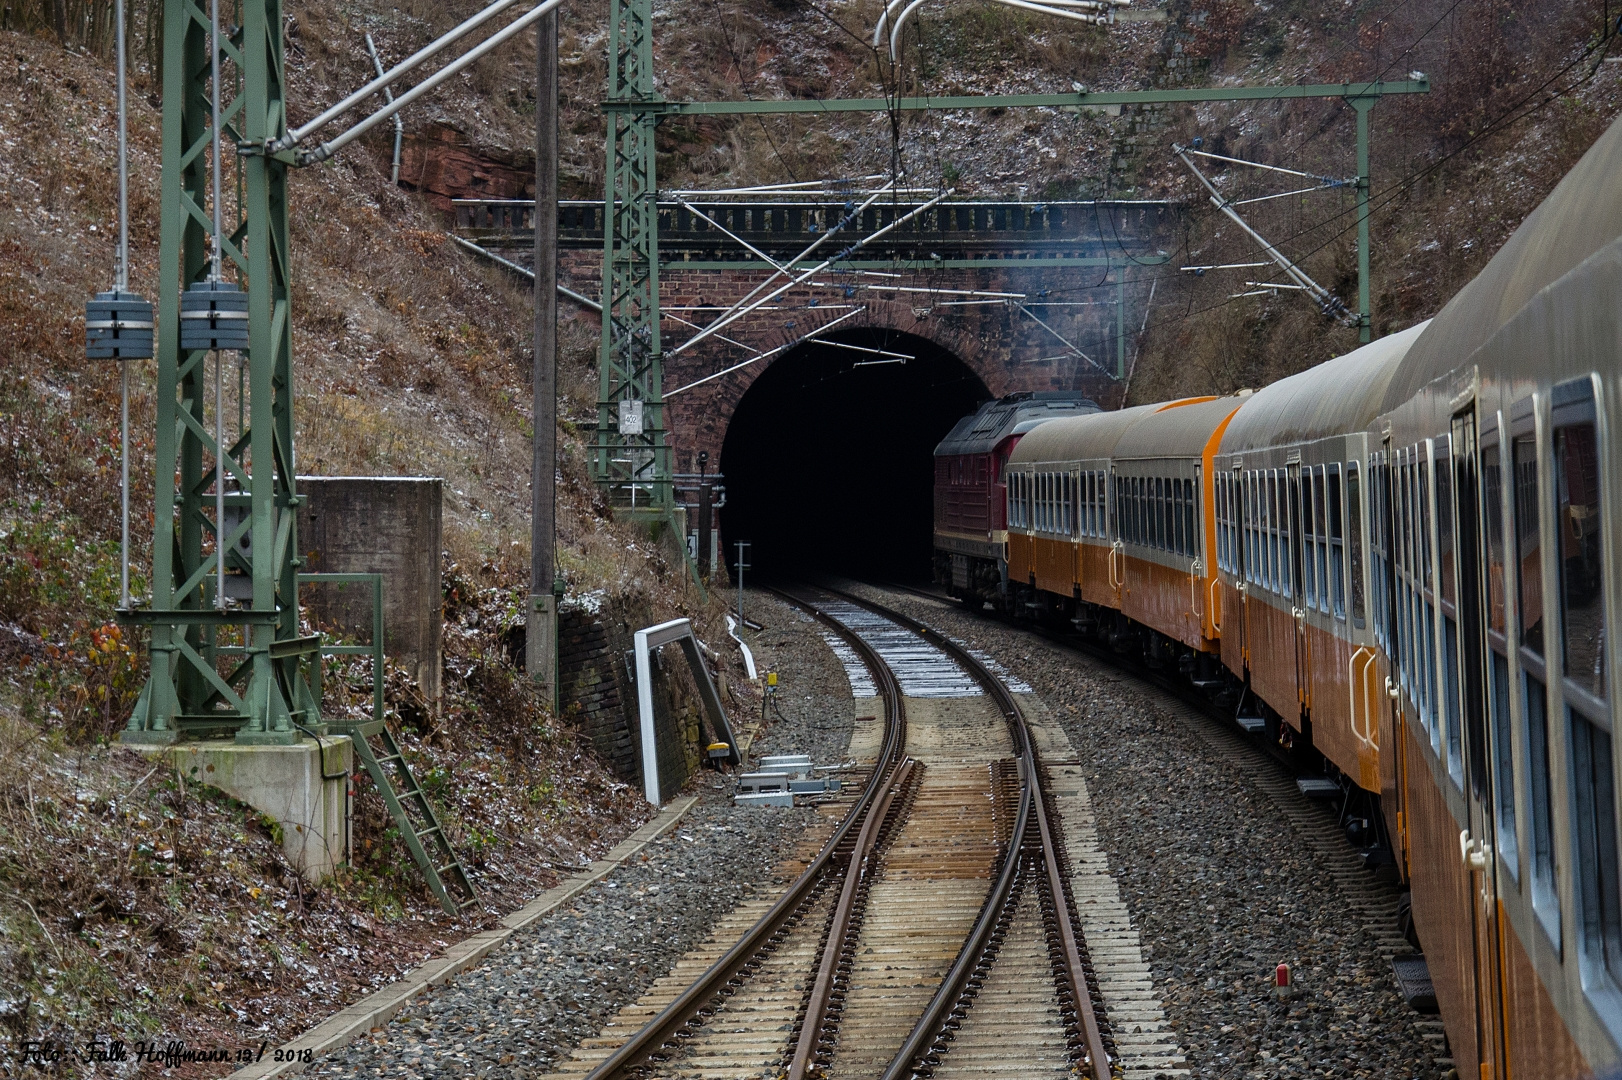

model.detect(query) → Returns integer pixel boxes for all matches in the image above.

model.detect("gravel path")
[305,591,856,1078]
[849,584,1442,1080]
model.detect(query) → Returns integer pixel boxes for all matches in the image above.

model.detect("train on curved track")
[933,114,1622,1076]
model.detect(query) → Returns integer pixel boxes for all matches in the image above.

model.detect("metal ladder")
[336,719,478,915]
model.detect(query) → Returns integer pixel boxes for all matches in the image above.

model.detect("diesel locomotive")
[933,114,1622,1076]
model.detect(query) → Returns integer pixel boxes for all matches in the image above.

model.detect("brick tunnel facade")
[461,197,1175,573]
[556,256,1138,475]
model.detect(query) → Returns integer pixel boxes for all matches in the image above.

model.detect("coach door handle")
[1459,830,1488,871]
[1385,676,1400,700]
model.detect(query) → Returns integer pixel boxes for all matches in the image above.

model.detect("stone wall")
[555,595,708,800]
[296,477,444,710]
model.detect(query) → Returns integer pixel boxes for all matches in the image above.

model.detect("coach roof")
[1010,398,1218,466]
[1383,111,1622,409]
[1113,396,1245,461]
[1220,320,1429,455]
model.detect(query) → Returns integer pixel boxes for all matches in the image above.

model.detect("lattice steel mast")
[123,0,312,745]
[594,0,670,511]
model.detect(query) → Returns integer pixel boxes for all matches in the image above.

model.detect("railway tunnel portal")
[718,326,989,579]
[457,195,1174,578]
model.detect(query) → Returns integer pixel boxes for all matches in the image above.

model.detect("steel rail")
[580,589,908,1080]
[820,585,1112,1080]
[786,756,917,1080]
[879,578,1306,772]
[880,759,1034,1080]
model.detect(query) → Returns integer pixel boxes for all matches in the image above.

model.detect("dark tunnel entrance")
[719,328,990,581]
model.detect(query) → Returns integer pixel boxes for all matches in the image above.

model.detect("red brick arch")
[661,293,1123,475]
[554,252,1129,473]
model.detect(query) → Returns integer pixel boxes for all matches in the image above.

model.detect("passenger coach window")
[1437,439,1464,786]
[1303,472,1319,610]
[1329,464,1346,620]
[1152,478,1163,550]
[1096,471,1105,537]
[1346,462,1364,627]
[1553,378,1618,994]
[1555,379,1604,700]
[1573,714,1621,995]
[1164,479,1175,554]
[1516,426,1545,657]
[1226,473,1238,570]
[1175,478,1184,557]
[1174,479,1186,555]
[1314,466,1329,612]
[1187,477,1198,560]
[1514,398,1559,943]
[1397,458,1413,692]
[1482,423,1518,879]
[1220,476,1229,567]
[1419,449,1438,740]
[1267,472,1281,592]
[1252,470,1263,584]
[1101,471,1109,536]
[1529,674,1560,942]
[1484,433,1509,636]
[1278,470,1292,596]
[1370,457,1389,643]
[1164,477,1174,553]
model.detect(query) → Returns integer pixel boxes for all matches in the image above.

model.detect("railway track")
[865,579,1451,1076]
[547,585,1121,1080]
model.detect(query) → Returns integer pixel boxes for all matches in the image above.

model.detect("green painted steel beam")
[607,79,1429,116]
[592,0,670,510]
[659,256,1170,271]
[124,0,312,748]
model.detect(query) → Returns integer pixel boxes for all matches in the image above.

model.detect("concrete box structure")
[171,738,352,882]
[297,477,443,710]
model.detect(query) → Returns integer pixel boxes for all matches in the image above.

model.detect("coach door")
[1453,405,1510,1080]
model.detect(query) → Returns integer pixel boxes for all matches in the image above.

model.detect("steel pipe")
[274,0,529,151]
[297,0,563,165]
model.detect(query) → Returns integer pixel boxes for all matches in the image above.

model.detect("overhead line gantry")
[593,0,1428,513]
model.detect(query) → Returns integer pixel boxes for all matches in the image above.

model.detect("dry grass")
[0,653,652,1075]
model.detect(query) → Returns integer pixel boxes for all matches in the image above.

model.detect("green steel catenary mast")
[122,0,314,746]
